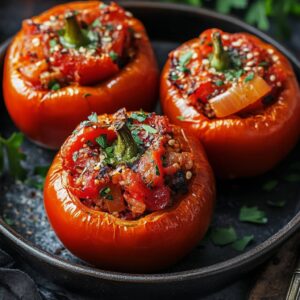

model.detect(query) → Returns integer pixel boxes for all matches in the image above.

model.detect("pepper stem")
[210,32,230,71]
[62,12,88,48]
[113,109,139,164]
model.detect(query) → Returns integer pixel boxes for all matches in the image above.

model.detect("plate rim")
[0,0,300,284]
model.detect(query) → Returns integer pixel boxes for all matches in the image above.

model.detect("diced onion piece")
[209,75,271,118]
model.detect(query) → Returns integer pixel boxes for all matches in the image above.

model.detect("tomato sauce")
[168,29,286,118]
[63,109,195,220]
[18,2,137,89]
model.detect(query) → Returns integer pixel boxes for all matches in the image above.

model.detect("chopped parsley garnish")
[49,81,61,91]
[244,72,255,83]
[176,116,185,121]
[259,61,269,68]
[92,19,102,28]
[49,39,57,52]
[232,235,254,251]
[109,51,118,62]
[178,50,193,73]
[210,226,238,246]
[215,79,224,86]
[170,73,179,81]
[130,111,148,122]
[87,112,98,123]
[239,206,268,224]
[131,129,143,145]
[262,179,278,192]
[283,173,300,182]
[155,165,160,176]
[72,151,79,162]
[224,69,244,82]
[96,134,108,149]
[141,124,157,134]
[99,187,113,200]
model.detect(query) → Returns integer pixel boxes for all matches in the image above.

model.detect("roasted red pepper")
[44,109,215,272]
[3,2,158,149]
[161,28,300,178]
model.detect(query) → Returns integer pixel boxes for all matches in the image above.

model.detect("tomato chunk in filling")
[64,110,195,220]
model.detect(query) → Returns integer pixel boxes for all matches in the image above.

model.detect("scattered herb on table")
[239,206,268,224]
[210,226,238,246]
[267,199,286,208]
[231,235,254,251]
[262,179,278,192]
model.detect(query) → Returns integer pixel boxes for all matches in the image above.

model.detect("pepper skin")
[3,2,159,149]
[44,112,215,272]
[160,29,300,178]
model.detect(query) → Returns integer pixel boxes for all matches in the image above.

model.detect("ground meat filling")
[64,109,194,220]
[17,2,138,90]
[168,29,286,118]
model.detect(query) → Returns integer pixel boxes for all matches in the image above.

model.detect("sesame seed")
[94,179,100,184]
[117,24,123,30]
[277,82,282,87]
[192,53,198,59]
[222,34,229,40]
[267,49,274,54]
[272,55,279,62]
[244,66,251,71]
[246,61,255,67]
[232,39,242,47]
[246,53,253,59]
[223,46,228,51]
[32,38,40,47]
[168,139,176,146]
[125,11,133,17]
[202,59,209,65]
[186,171,193,180]
[270,75,276,82]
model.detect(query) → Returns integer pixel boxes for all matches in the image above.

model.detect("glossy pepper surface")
[3,1,159,149]
[44,109,215,272]
[160,28,300,178]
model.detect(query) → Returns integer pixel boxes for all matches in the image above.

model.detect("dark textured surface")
[0,1,300,299]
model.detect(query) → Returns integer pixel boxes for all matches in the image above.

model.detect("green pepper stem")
[210,32,230,71]
[113,110,139,164]
[62,12,88,48]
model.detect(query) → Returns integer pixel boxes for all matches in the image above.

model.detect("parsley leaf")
[87,112,98,123]
[262,179,278,192]
[155,165,160,176]
[215,79,224,87]
[244,72,255,83]
[177,116,185,121]
[109,51,118,62]
[239,206,268,224]
[210,226,238,246]
[49,81,61,91]
[283,173,300,182]
[96,134,108,149]
[232,235,254,251]
[216,0,247,14]
[178,50,193,72]
[0,133,26,180]
[141,124,157,134]
[130,111,148,122]
[99,187,113,200]
[92,19,102,28]
[224,69,244,81]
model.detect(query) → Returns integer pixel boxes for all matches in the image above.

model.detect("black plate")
[1,1,300,298]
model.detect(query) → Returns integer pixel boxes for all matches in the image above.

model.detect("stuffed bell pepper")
[160,29,300,178]
[44,108,215,272]
[3,1,158,149]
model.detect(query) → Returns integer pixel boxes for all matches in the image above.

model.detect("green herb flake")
[267,199,286,208]
[0,132,27,180]
[210,226,238,246]
[130,111,148,122]
[87,112,98,123]
[92,19,102,28]
[155,165,160,176]
[283,173,300,182]
[179,50,193,67]
[72,151,79,162]
[96,134,108,149]
[49,39,57,52]
[109,51,118,62]
[141,124,157,134]
[49,81,61,91]
[4,217,14,226]
[224,69,244,82]
[99,187,113,200]
[239,206,268,224]
[83,93,92,98]
[259,61,269,68]
[232,235,254,251]
[262,179,278,192]
[176,116,185,121]
[215,79,224,87]
[170,73,179,81]
[244,72,255,83]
